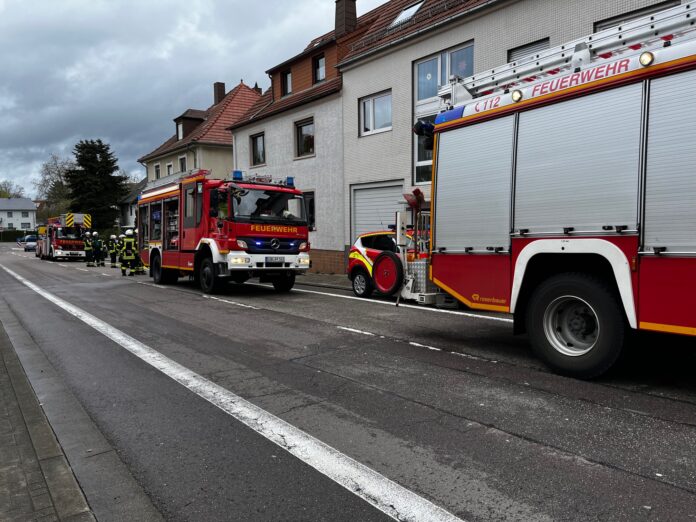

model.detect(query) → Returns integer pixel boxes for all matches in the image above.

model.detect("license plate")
[69,252,78,256]
[265,256,284,264]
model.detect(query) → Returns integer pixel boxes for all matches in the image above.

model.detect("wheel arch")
[511,239,637,331]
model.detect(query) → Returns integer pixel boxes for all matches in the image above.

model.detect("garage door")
[352,184,404,238]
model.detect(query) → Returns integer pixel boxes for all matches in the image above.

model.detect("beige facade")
[340,0,680,243]
[143,145,234,182]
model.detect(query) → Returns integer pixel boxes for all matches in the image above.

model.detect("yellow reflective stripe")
[349,251,373,276]
[639,321,696,336]
[432,277,510,313]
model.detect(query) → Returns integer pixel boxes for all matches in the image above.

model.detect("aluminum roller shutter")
[352,184,404,238]
[515,83,642,234]
[644,69,696,252]
[435,116,515,251]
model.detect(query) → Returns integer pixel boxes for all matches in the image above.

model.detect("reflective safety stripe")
[349,250,373,276]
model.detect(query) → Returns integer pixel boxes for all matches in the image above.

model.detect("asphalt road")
[1,243,695,521]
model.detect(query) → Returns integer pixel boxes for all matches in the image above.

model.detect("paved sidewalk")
[0,324,94,522]
[301,272,352,290]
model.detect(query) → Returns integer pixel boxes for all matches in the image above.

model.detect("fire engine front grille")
[239,237,300,254]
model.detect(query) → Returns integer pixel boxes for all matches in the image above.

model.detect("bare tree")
[0,180,25,198]
[34,154,74,221]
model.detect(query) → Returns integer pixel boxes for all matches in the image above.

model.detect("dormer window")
[177,122,183,140]
[281,71,292,96]
[390,1,423,28]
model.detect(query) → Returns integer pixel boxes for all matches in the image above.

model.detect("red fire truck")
[137,170,311,294]
[37,213,91,261]
[407,4,696,378]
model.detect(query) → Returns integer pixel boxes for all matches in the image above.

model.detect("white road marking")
[251,283,514,324]
[409,341,442,352]
[101,273,112,277]
[337,326,375,336]
[203,295,260,310]
[75,268,89,272]
[0,264,462,522]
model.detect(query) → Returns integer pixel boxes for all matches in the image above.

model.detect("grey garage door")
[352,184,404,238]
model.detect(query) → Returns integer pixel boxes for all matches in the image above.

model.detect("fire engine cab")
[137,170,311,294]
[409,3,696,378]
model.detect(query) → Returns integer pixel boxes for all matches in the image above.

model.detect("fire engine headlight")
[236,239,248,249]
[639,51,655,67]
[298,257,310,266]
[230,256,251,265]
[511,90,523,103]
[298,242,308,251]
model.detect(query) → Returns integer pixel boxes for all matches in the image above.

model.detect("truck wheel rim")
[354,274,367,294]
[543,296,599,357]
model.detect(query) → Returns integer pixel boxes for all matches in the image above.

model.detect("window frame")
[177,122,183,140]
[294,118,315,158]
[21,222,30,229]
[507,38,551,63]
[21,211,29,218]
[281,70,292,96]
[154,163,161,180]
[313,54,326,84]
[594,0,680,32]
[359,90,393,137]
[166,163,173,177]
[304,191,316,230]
[7,211,12,218]
[178,155,187,173]
[250,132,266,167]
[389,1,423,28]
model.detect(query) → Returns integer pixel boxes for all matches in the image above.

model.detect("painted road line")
[249,283,514,324]
[0,264,463,522]
[337,326,375,336]
[75,268,89,272]
[203,295,260,310]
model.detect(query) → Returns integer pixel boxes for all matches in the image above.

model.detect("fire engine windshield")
[55,227,80,239]
[231,188,306,224]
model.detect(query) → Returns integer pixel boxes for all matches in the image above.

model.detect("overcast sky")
[0,0,386,197]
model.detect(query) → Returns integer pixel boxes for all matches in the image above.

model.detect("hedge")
[0,229,36,242]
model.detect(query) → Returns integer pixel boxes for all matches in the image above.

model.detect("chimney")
[253,82,262,95]
[335,0,357,38]
[213,82,226,105]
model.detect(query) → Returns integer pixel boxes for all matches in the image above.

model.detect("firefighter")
[83,230,94,267]
[108,235,118,268]
[133,229,145,275]
[117,233,126,269]
[92,231,105,267]
[120,229,136,276]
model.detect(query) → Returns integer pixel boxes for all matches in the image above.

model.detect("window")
[594,1,680,31]
[304,191,316,230]
[313,54,326,83]
[295,118,315,157]
[7,223,14,229]
[390,2,423,28]
[7,211,12,218]
[21,222,30,229]
[281,71,292,96]
[360,91,392,136]
[251,133,265,166]
[508,38,550,62]
[150,203,162,241]
[414,44,473,184]
[164,198,179,251]
[139,205,149,241]
[415,114,437,184]
[21,211,29,218]
[129,205,133,217]
[154,164,161,180]
[179,156,187,173]
[373,234,397,252]
[166,163,173,176]
[184,186,195,228]
[177,122,183,140]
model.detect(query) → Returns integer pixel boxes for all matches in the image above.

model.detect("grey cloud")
[0,0,386,195]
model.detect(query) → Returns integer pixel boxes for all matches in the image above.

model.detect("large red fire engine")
[407,4,696,377]
[37,213,91,261]
[137,170,311,294]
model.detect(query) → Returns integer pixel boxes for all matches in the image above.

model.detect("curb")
[0,320,96,522]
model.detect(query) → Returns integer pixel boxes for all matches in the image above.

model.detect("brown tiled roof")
[138,82,261,163]
[176,108,207,120]
[339,0,500,66]
[228,77,343,130]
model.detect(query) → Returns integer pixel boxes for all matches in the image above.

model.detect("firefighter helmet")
[110,234,116,240]
[92,231,99,237]
[126,229,133,236]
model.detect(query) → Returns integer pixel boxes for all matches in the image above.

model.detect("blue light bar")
[435,106,464,125]
[232,170,244,181]
[286,176,294,187]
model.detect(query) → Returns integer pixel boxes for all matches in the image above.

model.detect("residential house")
[0,198,37,231]
[338,0,680,243]
[139,81,262,187]
[228,0,386,273]
[118,178,148,230]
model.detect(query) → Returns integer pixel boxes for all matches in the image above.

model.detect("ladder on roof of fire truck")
[451,2,696,99]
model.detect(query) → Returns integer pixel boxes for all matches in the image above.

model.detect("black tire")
[272,272,296,292]
[525,273,625,379]
[372,251,404,297]
[199,257,223,294]
[351,269,374,298]
[152,254,177,285]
